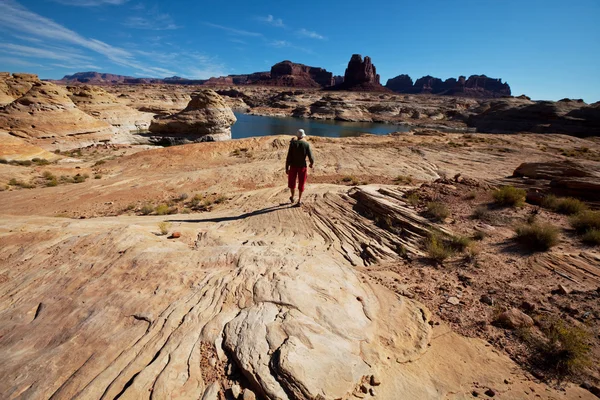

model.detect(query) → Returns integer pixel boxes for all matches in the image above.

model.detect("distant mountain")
[386,74,511,98]
[52,72,208,85]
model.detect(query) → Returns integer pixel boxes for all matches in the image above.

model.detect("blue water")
[231,112,409,139]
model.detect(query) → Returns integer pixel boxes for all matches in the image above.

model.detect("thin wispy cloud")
[204,22,262,37]
[0,56,42,67]
[268,40,313,54]
[258,15,284,28]
[53,0,129,6]
[125,6,180,30]
[0,1,197,77]
[298,28,325,40]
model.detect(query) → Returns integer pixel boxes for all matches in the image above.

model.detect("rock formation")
[270,60,334,87]
[67,85,154,140]
[0,78,114,149]
[328,54,387,91]
[148,89,236,142]
[0,72,39,106]
[385,74,511,98]
[468,97,600,136]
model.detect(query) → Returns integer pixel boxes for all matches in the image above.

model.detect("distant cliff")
[328,54,388,92]
[385,74,511,98]
[53,72,208,85]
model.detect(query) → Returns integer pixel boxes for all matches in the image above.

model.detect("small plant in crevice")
[158,221,171,236]
[425,201,450,222]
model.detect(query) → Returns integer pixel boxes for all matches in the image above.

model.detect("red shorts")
[288,166,308,191]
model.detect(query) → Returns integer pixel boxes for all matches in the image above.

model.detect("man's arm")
[285,142,292,174]
[307,143,314,168]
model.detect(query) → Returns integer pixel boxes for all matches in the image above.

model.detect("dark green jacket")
[286,139,314,168]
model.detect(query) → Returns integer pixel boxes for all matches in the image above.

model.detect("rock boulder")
[148,89,236,142]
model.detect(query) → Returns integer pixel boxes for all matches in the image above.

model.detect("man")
[286,129,314,206]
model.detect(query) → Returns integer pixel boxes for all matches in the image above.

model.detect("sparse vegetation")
[155,204,174,215]
[448,235,472,252]
[158,221,171,236]
[524,317,592,381]
[94,174,102,179]
[0,158,8,164]
[542,195,588,215]
[8,178,35,189]
[472,205,491,220]
[425,201,450,222]
[493,185,526,207]
[581,229,600,246]
[514,222,560,251]
[140,204,154,215]
[405,192,420,206]
[32,158,50,166]
[464,191,477,200]
[341,175,359,186]
[570,210,600,234]
[425,234,455,262]
[176,193,188,202]
[93,160,106,166]
[473,230,486,241]
[72,173,89,183]
[393,175,414,185]
[190,193,204,207]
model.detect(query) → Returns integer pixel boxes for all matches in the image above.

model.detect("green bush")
[425,234,455,262]
[42,171,56,180]
[570,210,600,234]
[493,186,526,207]
[158,221,171,236]
[514,223,560,251]
[448,235,472,252]
[425,201,450,222]
[46,178,58,187]
[72,173,89,183]
[155,204,170,215]
[32,158,50,166]
[581,228,600,246]
[543,195,587,215]
[527,317,592,380]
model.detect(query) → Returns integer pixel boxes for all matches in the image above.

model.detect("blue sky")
[0,0,598,102]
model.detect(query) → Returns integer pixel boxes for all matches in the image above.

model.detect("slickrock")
[149,89,236,142]
[0,130,59,161]
[0,72,39,106]
[67,85,154,139]
[0,81,114,150]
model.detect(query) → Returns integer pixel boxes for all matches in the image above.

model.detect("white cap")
[297,129,306,138]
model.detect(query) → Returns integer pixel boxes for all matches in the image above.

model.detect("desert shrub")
[124,203,135,211]
[140,204,154,215]
[472,205,491,220]
[570,210,600,234]
[54,149,61,154]
[464,191,477,200]
[425,201,450,222]
[46,178,58,187]
[177,193,189,202]
[341,175,359,185]
[155,204,171,215]
[394,175,414,185]
[526,317,592,380]
[93,160,106,167]
[406,192,420,206]
[182,208,192,214]
[581,229,600,246]
[72,173,88,183]
[60,175,74,183]
[0,158,7,164]
[543,195,587,215]
[425,234,455,262]
[8,178,35,188]
[514,223,560,251]
[493,185,526,207]
[94,174,102,179]
[158,221,171,236]
[448,235,472,252]
[190,193,204,207]
[32,158,49,165]
[42,171,55,180]
[13,160,32,166]
[8,178,18,186]
[213,195,227,204]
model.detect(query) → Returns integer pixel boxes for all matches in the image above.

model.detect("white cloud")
[52,0,128,6]
[124,7,180,30]
[0,43,93,63]
[259,15,284,28]
[298,28,325,40]
[0,56,42,67]
[204,22,262,37]
[269,40,290,48]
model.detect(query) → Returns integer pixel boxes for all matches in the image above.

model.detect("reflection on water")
[231,112,409,139]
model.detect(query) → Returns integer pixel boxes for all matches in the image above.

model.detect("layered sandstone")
[386,74,511,98]
[0,72,39,106]
[148,89,236,142]
[67,85,154,140]
[329,54,387,91]
[0,80,114,149]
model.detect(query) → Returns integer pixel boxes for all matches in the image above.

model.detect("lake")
[231,112,409,139]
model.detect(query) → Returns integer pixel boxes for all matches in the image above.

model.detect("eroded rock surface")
[149,89,236,142]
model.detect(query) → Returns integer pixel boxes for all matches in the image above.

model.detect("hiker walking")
[286,129,314,207]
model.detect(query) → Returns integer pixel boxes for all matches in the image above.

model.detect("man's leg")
[297,167,307,205]
[288,167,297,202]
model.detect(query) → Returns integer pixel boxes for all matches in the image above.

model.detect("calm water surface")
[231,112,409,139]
